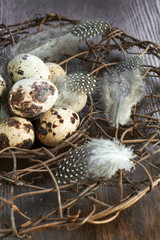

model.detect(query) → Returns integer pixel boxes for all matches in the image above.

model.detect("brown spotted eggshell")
[0,117,35,149]
[71,93,87,112]
[45,62,66,85]
[0,75,6,97]
[55,92,88,113]
[7,53,51,83]
[9,78,58,119]
[36,107,80,147]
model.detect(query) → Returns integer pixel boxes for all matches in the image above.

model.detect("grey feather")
[11,20,110,61]
[12,32,80,62]
[11,24,73,56]
[101,56,145,127]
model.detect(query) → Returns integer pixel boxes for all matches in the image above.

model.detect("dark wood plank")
[0,0,160,239]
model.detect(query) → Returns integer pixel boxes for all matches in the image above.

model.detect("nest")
[0,13,160,239]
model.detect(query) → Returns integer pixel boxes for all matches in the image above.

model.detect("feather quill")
[101,56,145,127]
[55,138,135,185]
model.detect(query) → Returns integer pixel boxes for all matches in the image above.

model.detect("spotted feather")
[54,138,135,185]
[71,20,110,40]
[65,72,97,94]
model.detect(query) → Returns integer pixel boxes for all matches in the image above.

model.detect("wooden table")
[0,0,160,239]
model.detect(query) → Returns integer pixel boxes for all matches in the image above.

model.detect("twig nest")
[7,53,51,83]
[0,75,6,97]
[8,78,58,119]
[0,117,35,149]
[45,62,66,84]
[36,107,80,147]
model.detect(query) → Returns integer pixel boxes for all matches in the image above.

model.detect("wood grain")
[0,0,160,239]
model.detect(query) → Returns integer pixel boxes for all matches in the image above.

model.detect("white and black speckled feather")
[55,138,135,185]
[114,56,144,73]
[65,72,97,94]
[54,72,97,109]
[55,146,90,185]
[71,20,110,40]
[101,56,145,127]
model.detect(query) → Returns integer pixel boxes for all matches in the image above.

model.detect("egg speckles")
[0,117,35,149]
[7,54,51,82]
[36,107,80,147]
[9,78,58,119]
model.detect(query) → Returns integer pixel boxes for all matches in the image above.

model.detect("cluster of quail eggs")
[0,53,84,149]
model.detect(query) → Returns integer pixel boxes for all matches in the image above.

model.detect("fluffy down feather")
[55,138,135,185]
[101,56,145,127]
[11,24,73,57]
[87,138,135,179]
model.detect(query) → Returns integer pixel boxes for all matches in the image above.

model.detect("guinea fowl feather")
[55,138,135,185]
[54,72,97,110]
[101,56,145,127]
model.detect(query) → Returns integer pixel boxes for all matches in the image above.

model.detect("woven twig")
[0,13,160,239]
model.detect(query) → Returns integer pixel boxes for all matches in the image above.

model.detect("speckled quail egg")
[36,107,80,147]
[70,93,87,112]
[7,53,51,82]
[0,117,35,149]
[45,62,66,84]
[0,75,6,97]
[9,78,58,119]
[55,92,87,113]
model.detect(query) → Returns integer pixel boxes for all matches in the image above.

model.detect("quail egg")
[9,78,58,119]
[55,92,87,112]
[36,107,80,147]
[45,62,66,84]
[7,53,51,82]
[0,116,35,149]
[0,75,6,97]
